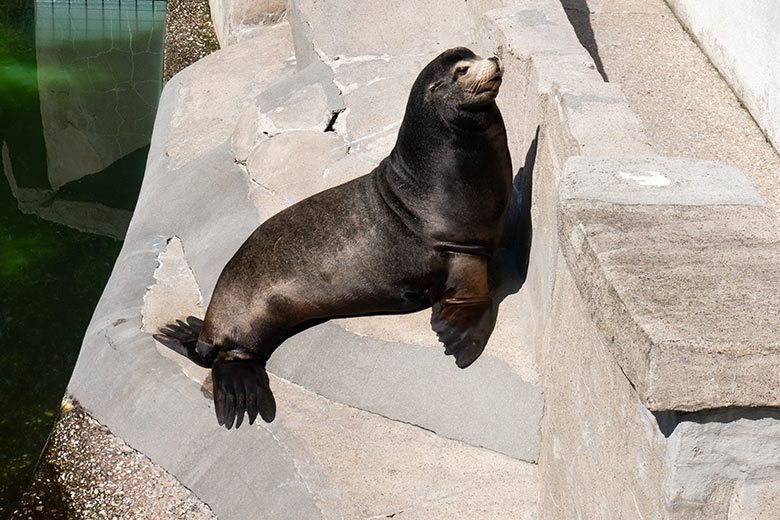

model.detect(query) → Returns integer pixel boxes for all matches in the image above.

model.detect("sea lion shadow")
[489,125,539,306]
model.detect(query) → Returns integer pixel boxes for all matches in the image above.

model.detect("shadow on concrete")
[560,0,609,82]
[491,126,538,304]
[654,407,780,438]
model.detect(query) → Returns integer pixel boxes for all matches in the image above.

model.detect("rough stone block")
[166,22,294,169]
[665,408,780,519]
[209,0,286,46]
[289,0,475,62]
[559,155,780,411]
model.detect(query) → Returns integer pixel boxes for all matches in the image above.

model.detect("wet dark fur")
[155,47,512,429]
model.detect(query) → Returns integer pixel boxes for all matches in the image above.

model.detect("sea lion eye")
[456,66,469,77]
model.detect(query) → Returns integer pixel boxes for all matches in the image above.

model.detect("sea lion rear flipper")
[212,353,276,429]
[430,253,496,368]
[153,316,216,368]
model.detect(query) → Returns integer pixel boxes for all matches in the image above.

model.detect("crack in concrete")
[365,511,404,519]
[100,326,119,352]
[347,119,401,147]
[323,109,343,132]
[260,423,326,520]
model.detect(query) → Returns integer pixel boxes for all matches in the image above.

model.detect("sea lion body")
[204,173,437,344]
[155,47,513,429]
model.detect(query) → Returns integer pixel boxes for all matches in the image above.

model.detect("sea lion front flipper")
[430,253,496,368]
[212,352,276,429]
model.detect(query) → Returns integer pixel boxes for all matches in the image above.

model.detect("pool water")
[0,0,165,512]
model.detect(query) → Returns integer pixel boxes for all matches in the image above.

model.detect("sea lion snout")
[469,56,503,99]
[487,55,503,74]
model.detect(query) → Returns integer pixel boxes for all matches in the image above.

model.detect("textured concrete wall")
[666,0,780,152]
[485,1,780,518]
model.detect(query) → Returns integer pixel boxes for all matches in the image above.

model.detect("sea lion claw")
[152,316,214,368]
[187,316,203,327]
[245,381,258,425]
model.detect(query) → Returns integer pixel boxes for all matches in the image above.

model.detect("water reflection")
[3,0,165,238]
[0,0,165,512]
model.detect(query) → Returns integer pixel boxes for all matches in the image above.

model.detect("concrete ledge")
[559,155,780,411]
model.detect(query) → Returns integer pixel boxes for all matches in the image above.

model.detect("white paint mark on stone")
[333,78,360,96]
[630,489,645,520]
[618,170,671,187]
[326,53,393,68]
[366,76,389,87]
[256,109,280,137]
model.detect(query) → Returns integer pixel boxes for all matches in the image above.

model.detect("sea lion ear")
[429,81,442,93]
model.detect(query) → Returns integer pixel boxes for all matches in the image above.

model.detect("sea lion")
[155,47,512,429]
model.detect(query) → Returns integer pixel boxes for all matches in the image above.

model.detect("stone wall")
[485,1,780,517]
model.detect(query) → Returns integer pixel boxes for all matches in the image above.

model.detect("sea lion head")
[409,47,504,128]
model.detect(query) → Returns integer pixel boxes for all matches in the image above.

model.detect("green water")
[0,0,165,513]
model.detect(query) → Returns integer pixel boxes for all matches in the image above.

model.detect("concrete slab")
[268,322,542,462]
[264,375,539,519]
[485,6,586,59]
[166,22,294,169]
[561,155,766,206]
[333,290,540,386]
[289,0,475,62]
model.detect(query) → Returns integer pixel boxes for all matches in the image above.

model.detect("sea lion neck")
[374,109,511,254]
